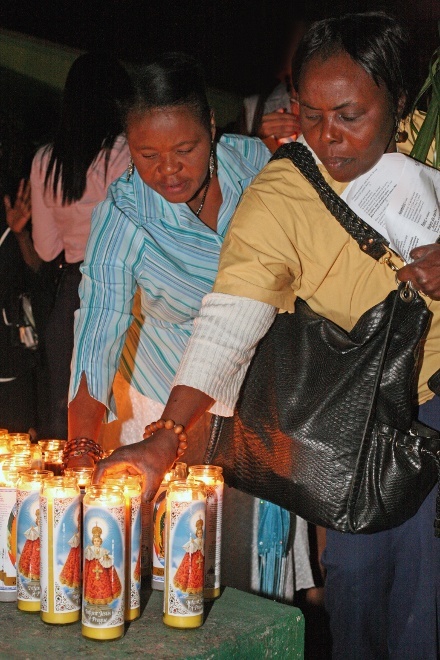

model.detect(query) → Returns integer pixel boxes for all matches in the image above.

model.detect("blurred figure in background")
[30,52,132,439]
[238,14,306,152]
[0,112,45,434]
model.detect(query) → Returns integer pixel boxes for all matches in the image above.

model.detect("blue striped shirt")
[69,135,270,419]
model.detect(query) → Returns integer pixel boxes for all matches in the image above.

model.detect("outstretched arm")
[5,179,42,273]
[92,385,214,500]
[67,372,107,468]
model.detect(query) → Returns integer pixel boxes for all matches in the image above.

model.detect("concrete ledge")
[0,587,304,658]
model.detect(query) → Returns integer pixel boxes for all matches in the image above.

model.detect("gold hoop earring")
[127,157,135,181]
[209,143,215,179]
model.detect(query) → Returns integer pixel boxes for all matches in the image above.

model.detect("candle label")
[40,496,81,614]
[152,485,167,584]
[129,494,141,609]
[16,489,41,602]
[82,504,125,630]
[0,488,17,594]
[140,501,151,577]
[203,483,223,593]
[166,500,205,618]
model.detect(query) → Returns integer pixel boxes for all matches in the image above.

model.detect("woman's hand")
[4,179,32,234]
[397,243,440,300]
[257,109,300,142]
[92,431,179,501]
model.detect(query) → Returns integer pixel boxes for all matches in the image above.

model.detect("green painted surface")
[0,587,304,659]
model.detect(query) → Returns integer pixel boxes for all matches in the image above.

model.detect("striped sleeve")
[173,292,277,416]
[68,199,142,420]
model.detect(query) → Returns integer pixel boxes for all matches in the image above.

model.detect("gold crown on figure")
[92,523,102,538]
[195,518,203,530]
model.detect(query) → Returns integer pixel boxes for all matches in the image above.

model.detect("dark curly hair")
[293,12,414,119]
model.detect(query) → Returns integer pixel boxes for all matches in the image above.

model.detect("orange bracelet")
[143,419,188,457]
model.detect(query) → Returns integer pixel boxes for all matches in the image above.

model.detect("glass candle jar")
[0,431,10,455]
[43,449,65,476]
[40,475,81,624]
[38,440,66,456]
[188,465,224,599]
[64,467,93,493]
[104,475,142,621]
[8,433,30,453]
[16,469,54,611]
[0,460,22,602]
[163,479,206,629]
[151,462,188,591]
[82,485,125,640]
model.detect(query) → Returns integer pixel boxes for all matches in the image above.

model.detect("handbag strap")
[270,142,390,261]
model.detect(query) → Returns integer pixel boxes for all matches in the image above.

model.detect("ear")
[210,110,216,141]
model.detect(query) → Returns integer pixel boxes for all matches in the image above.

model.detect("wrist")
[63,437,104,466]
[143,418,188,458]
[14,228,30,241]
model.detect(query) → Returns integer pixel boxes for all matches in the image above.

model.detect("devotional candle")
[82,485,125,640]
[0,431,10,455]
[0,460,21,602]
[151,462,187,591]
[104,475,142,621]
[8,433,30,450]
[163,479,206,629]
[43,449,64,476]
[40,475,81,624]
[188,466,224,600]
[64,467,93,496]
[38,440,66,459]
[16,469,53,612]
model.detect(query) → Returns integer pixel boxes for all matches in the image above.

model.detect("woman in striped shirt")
[68,53,312,601]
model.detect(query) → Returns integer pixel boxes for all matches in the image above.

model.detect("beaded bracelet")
[143,419,188,457]
[63,437,104,465]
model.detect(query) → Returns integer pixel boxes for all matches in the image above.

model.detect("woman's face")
[299,51,402,182]
[127,106,214,203]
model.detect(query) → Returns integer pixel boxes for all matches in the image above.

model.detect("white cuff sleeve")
[173,292,277,416]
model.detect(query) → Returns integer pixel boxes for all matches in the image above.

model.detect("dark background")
[2,0,440,95]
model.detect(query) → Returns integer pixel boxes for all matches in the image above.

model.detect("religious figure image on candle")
[173,518,204,594]
[59,511,81,589]
[83,523,122,605]
[18,508,40,580]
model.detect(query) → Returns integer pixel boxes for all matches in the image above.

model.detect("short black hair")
[293,12,413,118]
[123,52,211,134]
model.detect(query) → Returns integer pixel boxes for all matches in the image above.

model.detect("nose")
[320,116,341,144]
[159,153,181,175]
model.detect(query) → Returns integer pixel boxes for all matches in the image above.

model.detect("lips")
[322,157,352,170]
[160,180,187,194]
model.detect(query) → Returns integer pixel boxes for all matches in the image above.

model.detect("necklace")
[190,176,211,217]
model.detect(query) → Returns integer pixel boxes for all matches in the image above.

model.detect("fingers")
[4,195,11,213]
[92,454,140,484]
[258,110,300,140]
[397,244,440,300]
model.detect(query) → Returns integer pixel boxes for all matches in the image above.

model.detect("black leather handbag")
[204,142,440,534]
